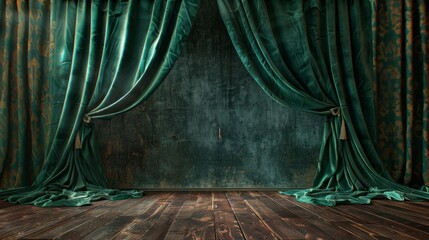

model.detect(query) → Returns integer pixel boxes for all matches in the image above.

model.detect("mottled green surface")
[96,0,323,189]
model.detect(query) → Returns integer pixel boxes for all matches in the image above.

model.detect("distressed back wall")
[95,0,324,189]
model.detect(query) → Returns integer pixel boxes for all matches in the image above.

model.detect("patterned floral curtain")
[374,0,429,188]
[0,0,51,188]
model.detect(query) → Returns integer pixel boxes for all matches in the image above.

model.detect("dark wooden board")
[183,192,215,240]
[163,192,199,240]
[213,192,245,240]
[225,192,277,240]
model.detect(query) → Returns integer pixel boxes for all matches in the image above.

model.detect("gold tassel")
[74,115,91,149]
[74,131,82,149]
[339,116,347,140]
[330,107,347,141]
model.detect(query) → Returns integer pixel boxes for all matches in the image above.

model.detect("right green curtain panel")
[218,0,429,205]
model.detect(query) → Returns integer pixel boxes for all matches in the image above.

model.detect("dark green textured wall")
[95,0,324,189]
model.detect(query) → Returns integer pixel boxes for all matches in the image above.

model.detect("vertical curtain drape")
[374,0,429,190]
[0,0,200,207]
[218,0,429,205]
[0,0,51,189]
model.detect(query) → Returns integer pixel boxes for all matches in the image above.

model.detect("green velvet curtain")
[218,0,429,205]
[374,0,429,189]
[0,0,51,189]
[0,0,200,207]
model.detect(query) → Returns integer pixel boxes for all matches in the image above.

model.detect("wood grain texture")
[213,192,244,240]
[184,192,215,240]
[140,193,188,240]
[0,203,103,239]
[112,193,174,240]
[264,192,361,240]
[163,192,199,240]
[57,196,160,240]
[1,192,429,239]
[225,192,277,240]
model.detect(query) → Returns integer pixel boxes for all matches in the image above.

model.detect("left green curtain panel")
[0,0,200,207]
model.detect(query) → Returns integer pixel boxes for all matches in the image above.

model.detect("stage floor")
[0,191,428,239]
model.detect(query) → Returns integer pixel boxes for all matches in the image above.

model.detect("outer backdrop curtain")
[375,0,429,189]
[218,0,429,205]
[0,0,199,207]
[0,0,50,189]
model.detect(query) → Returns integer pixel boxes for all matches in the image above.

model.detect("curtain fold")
[218,0,429,205]
[375,0,429,189]
[0,0,200,207]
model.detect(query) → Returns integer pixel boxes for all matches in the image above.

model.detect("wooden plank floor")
[0,191,428,239]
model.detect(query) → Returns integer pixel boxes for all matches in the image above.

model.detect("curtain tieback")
[83,115,92,123]
[330,107,347,140]
[74,115,92,149]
